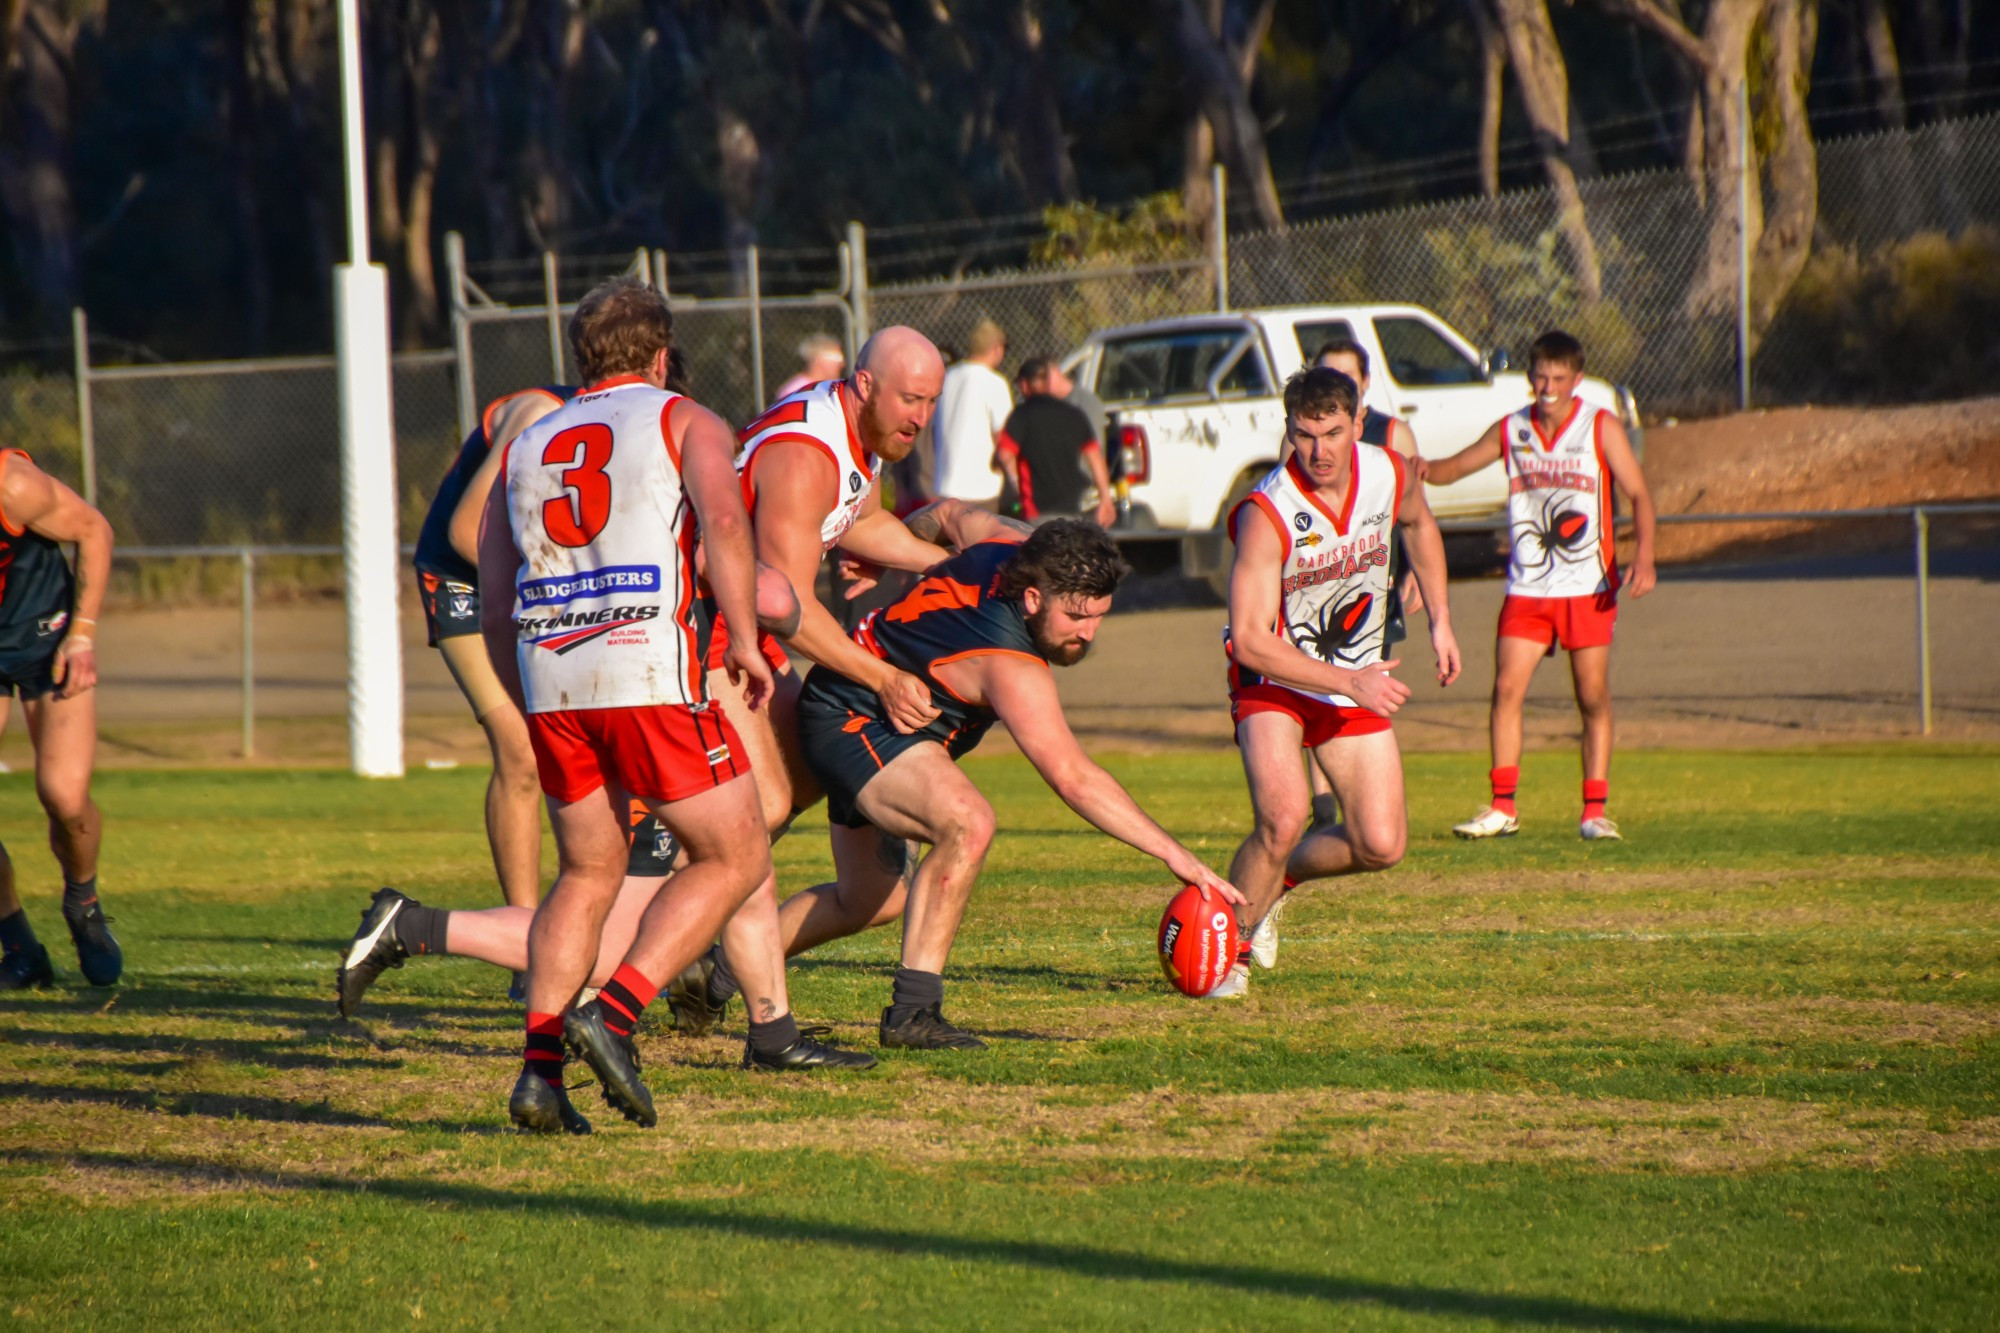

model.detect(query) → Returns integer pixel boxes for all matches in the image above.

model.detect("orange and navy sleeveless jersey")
[0,450,75,670]
[736,378,880,553]
[1225,446,1403,709]
[414,385,573,584]
[839,539,1045,752]
[503,376,705,714]
[1499,399,1619,598]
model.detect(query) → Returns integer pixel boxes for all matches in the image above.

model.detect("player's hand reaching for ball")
[1344,660,1411,718]
[878,666,941,734]
[724,640,776,712]
[1170,854,1244,909]
[53,631,97,698]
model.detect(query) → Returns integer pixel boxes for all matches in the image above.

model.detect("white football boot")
[1452,806,1520,839]
[1200,962,1251,999]
[1249,895,1288,970]
[1579,816,1623,841]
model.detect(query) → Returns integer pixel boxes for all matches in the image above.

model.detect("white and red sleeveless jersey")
[1500,399,1619,598]
[736,378,880,553]
[503,375,703,714]
[1226,446,1404,709]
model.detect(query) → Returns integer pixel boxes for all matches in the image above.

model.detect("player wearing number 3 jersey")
[479,277,776,1134]
[1217,366,1460,999]
[1423,331,1657,842]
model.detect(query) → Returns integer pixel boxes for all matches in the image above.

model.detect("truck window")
[1373,316,1484,386]
[1096,328,1245,403]
[1293,320,1357,362]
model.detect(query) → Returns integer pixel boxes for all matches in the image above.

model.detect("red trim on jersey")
[580,373,650,396]
[831,378,870,474]
[659,395,685,472]
[1227,492,1291,564]
[1285,446,1360,536]
[0,450,29,537]
[1385,447,1408,515]
[1591,408,1619,587]
[675,517,701,697]
[1531,398,1581,452]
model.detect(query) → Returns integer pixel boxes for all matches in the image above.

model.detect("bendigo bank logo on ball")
[1158,885,1238,997]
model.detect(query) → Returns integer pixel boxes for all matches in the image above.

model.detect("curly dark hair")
[1282,365,1359,422]
[995,518,1131,604]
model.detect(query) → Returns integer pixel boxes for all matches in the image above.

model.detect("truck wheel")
[1202,467,1270,603]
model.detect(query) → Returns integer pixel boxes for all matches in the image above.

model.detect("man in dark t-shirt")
[996,357,1116,527]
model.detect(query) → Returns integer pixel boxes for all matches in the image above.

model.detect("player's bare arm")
[475,471,527,711]
[832,481,952,598]
[1420,419,1503,487]
[1084,442,1117,528]
[755,443,938,732]
[1392,457,1461,686]
[1228,503,1410,718]
[1598,415,1658,598]
[951,652,1240,905]
[675,397,774,710]
[447,393,565,566]
[902,499,1035,550]
[4,458,111,698]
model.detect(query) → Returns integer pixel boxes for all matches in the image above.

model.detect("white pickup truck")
[1060,303,1641,590]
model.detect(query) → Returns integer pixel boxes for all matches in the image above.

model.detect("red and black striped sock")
[523,1012,564,1088]
[594,964,660,1038]
[1490,766,1520,818]
[1582,779,1609,822]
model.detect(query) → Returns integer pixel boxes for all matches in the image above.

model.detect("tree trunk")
[0,0,99,331]
[227,0,273,352]
[1859,0,1905,129]
[1750,0,1818,341]
[1163,0,1283,231]
[1008,0,1079,205]
[1492,0,1602,301]
[1464,0,1506,198]
[1684,0,1762,320]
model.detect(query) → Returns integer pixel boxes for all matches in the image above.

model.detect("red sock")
[524,1011,564,1087]
[1582,779,1609,822]
[1490,766,1520,818]
[596,963,660,1037]
[1280,875,1299,895]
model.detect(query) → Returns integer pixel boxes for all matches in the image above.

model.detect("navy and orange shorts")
[526,702,746,805]
[1498,590,1618,653]
[1230,682,1392,747]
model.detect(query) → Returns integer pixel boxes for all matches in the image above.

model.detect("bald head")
[850,326,944,463]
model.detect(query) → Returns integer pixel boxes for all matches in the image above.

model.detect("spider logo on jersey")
[1292,590,1374,660]
[1511,496,1594,576]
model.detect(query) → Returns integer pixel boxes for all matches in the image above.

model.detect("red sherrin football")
[1157,885,1239,996]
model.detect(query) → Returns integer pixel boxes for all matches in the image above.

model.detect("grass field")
[1,747,1996,1330]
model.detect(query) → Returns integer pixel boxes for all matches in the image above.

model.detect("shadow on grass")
[0,1147,1837,1333]
[5,985,516,1026]
[0,1026,412,1072]
[0,1082,506,1135]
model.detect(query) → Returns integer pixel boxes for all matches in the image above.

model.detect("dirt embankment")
[1640,396,2000,564]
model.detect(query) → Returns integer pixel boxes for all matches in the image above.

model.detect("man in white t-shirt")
[931,319,1012,507]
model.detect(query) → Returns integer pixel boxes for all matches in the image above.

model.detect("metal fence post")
[1914,507,1932,736]
[747,244,764,408]
[1211,163,1230,314]
[1736,81,1753,412]
[70,308,96,505]
[240,546,255,758]
[634,246,652,287]
[655,249,670,298]
[542,251,564,381]
[846,221,870,341]
[445,232,476,441]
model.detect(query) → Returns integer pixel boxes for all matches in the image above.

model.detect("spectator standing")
[997,357,1116,528]
[932,319,1012,508]
[773,333,846,400]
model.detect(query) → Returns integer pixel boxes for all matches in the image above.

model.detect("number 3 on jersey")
[541,424,614,546]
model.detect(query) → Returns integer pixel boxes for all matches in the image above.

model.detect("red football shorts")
[1230,683,1392,746]
[526,703,746,805]
[704,614,791,675]
[1497,591,1618,652]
